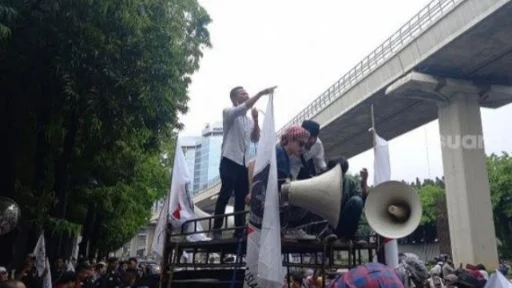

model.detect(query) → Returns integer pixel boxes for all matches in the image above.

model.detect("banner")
[244,93,284,288]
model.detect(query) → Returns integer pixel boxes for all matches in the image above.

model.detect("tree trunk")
[52,107,79,257]
[78,206,96,258]
[436,194,452,256]
[88,214,104,260]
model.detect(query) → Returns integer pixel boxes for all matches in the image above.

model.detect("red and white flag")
[151,139,209,256]
[244,93,284,288]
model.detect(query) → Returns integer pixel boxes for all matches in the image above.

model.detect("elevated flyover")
[195,0,512,209]
[194,0,512,268]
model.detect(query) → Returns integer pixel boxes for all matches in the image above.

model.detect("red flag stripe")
[172,204,181,219]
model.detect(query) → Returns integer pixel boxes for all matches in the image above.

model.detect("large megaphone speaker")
[281,164,344,230]
[364,181,422,239]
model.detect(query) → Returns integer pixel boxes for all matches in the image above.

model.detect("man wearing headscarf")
[247,125,316,240]
[276,125,317,240]
[290,120,327,180]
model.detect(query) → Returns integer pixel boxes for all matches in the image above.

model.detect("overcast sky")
[180,0,512,186]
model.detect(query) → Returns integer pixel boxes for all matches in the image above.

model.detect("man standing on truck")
[212,85,276,240]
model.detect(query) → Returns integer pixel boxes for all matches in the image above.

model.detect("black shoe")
[319,226,337,241]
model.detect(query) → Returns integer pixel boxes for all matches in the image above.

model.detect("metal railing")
[276,0,462,137]
[194,0,462,197]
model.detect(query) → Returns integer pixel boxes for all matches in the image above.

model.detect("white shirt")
[221,103,254,167]
[289,138,327,179]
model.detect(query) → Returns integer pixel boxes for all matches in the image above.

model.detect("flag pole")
[370,104,376,147]
[158,197,169,288]
[370,105,399,268]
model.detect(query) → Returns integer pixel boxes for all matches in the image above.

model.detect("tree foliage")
[412,152,512,257]
[1,0,210,264]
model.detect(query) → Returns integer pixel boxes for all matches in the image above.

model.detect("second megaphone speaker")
[364,181,422,239]
[281,164,344,231]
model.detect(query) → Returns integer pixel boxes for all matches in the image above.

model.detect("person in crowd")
[0,280,26,288]
[317,157,368,241]
[15,254,44,288]
[395,255,430,288]
[127,259,137,272]
[119,269,147,288]
[475,264,488,280]
[428,270,446,288]
[306,269,324,288]
[212,85,276,239]
[53,258,67,283]
[290,120,327,180]
[330,263,405,288]
[96,257,120,288]
[54,272,76,288]
[118,262,128,273]
[330,255,428,288]
[430,258,443,278]
[74,263,94,288]
[0,267,7,283]
[281,271,303,288]
[93,262,106,281]
[442,257,454,281]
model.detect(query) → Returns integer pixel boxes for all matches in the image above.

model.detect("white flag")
[43,257,52,288]
[244,94,284,288]
[33,232,46,277]
[373,133,390,186]
[151,196,170,256]
[169,140,210,242]
[484,270,512,288]
[373,132,398,267]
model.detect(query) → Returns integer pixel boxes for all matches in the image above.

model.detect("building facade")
[193,122,223,192]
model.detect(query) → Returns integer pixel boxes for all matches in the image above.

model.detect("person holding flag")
[213,85,276,240]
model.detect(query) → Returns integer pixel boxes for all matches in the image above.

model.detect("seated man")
[246,125,316,240]
[319,156,368,241]
[290,120,327,180]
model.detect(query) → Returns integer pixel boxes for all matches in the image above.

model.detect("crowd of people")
[282,253,512,288]
[0,255,159,288]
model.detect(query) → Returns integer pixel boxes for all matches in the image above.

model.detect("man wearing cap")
[285,120,327,237]
[212,85,276,240]
[290,120,327,180]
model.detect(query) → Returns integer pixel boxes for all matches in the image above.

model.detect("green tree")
[487,152,512,257]
[417,184,444,224]
[0,0,210,264]
[412,152,512,257]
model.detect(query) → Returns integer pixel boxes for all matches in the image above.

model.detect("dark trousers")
[213,157,248,235]
[335,195,364,239]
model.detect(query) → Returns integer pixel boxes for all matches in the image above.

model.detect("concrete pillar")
[384,72,512,269]
[437,93,498,269]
